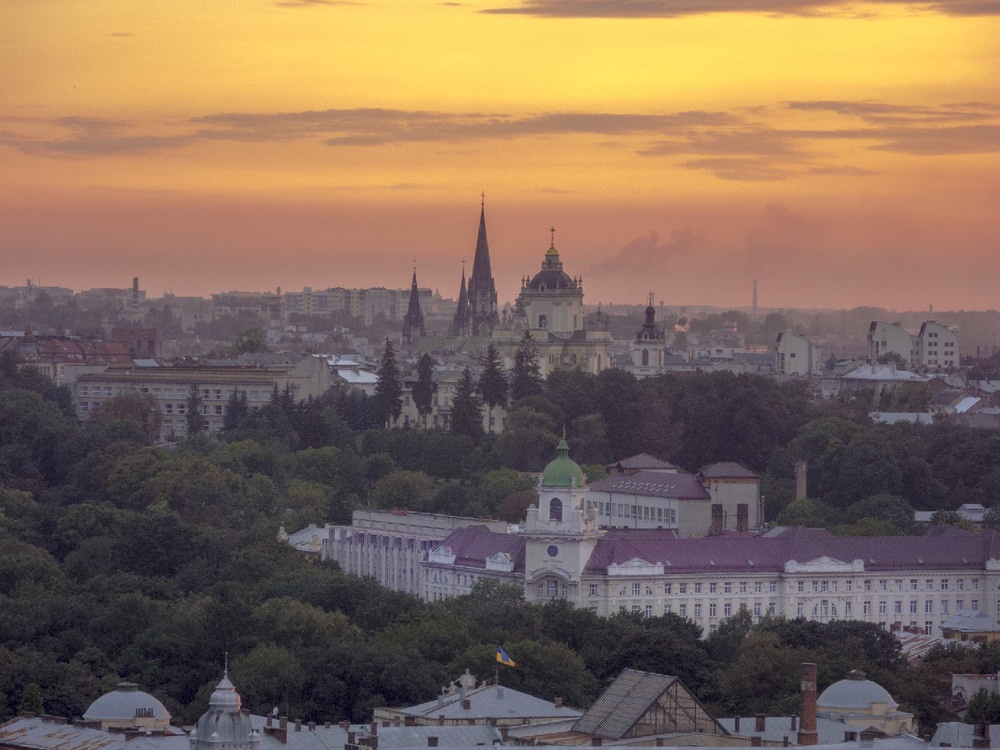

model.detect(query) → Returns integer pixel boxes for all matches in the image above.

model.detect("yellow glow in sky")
[0,0,998,309]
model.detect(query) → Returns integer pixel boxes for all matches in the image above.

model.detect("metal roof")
[572,669,677,739]
[399,684,579,721]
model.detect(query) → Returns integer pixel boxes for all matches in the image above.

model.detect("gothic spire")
[402,266,425,347]
[451,263,469,336]
[467,199,499,336]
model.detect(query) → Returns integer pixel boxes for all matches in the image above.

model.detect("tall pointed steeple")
[451,263,469,336]
[402,266,425,347]
[467,195,499,336]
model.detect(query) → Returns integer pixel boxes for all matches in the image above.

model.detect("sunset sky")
[1,0,998,311]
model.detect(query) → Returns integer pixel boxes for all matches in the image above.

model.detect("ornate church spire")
[451,261,469,336]
[467,196,499,336]
[402,265,425,347]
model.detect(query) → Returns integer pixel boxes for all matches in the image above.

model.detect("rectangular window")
[724,603,732,617]
[798,581,805,593]
[214,405,223,415]
[80,401,89,412]
[214,389,222,400]
[940,579,948,590]
[844,602,852,616]
[894,600,902,614]
[941,600,949,614]
[679,583,687,594]
[973,599,980,610]
[80,385,90,396]
[925,621,933,635]
[165,403,173,414]
[104,387,113,397]
[709,603,717,617]
[865,580,872,591]
[665,583,672,595]
[679,604,687,617]
[878,601,887,615]
[910,579,918,591]
[770,582,777,593]
[724,582,732,594]
[973,579,980,590]
[864,601,871,615]
[879,580,887,591]
[926,600,933,614]
[894,579,903,591]
[926,579,934,591]
[769,603,776,615]
[754,602,762,616]
[632,582,640,596]
[797,602,803,616]
[846,580,853,592]
[958,579,965,591]
[664,603,672,614]
[177,403,185,414]
[910,601,917,614]
[589,584,598,597]
[694,583,702,594]
[645,605,653,618]
[754,581,763,594]
[709,583,717,593]
[694,603,702,618]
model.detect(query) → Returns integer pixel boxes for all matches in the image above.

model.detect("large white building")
[868,320,960,372]
[317,446,998,638]
[775,331,822,376]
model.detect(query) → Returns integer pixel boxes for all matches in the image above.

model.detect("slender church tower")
[450,263,469,336]
[467,196,499,336]
[402,267,425,347]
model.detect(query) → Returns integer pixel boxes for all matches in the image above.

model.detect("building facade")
[775,331,821,376]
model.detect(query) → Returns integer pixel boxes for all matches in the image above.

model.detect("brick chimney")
[790,715,797,731]
[428,738,439,747]
[462,699,471,710]
[711,504,724,535]
[734,717,740,733]
[973,723,990,749]
[756,715,766,732]
[737,504,748,533]
[797,664,818,746]
[554,697,563,708]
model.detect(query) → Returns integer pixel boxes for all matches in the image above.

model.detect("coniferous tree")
[478,343,507,432]
[413,353,434,428]
[511,331,544,400]
[223,388,249,430]
[186,384,206,434]
[374,338,403,427]
[450,368,483,440]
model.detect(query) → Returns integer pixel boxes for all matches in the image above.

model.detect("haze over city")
[2,0,997,310]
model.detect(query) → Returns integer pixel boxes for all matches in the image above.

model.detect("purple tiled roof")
[588,471,709,500]
[583,526,997,576]
[613,453,678,471]
[700,462,758,479]
[435,525,525,572]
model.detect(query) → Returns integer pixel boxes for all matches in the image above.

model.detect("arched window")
[550,497,563,522]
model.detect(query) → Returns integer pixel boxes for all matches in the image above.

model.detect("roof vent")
[748,560,754,566]
[710,560,716,566]
[917,558,924,564]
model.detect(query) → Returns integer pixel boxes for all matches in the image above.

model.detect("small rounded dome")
[542,438,585,489]
[84,683,171,723]
[818,676,898,711]
[528,268,575,292]
[193,675,254,748]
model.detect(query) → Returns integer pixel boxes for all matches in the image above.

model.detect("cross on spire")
[550,226,556,248]
[481,191,485,208]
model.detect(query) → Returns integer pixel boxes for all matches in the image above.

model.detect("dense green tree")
[234,327,267,354]
[478,344,507,432]
[18,682,44,715]
[495,406,558,471]
[510,332,544,400]
[373,339,402,427]
[450,368,484,441]
[91,393,163,445]
[185,385,206,434]
[412,353,434,428]
[223,389,249,430]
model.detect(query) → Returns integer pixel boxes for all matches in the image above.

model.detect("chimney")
[341,721,351,731]
[973,723,990,749]
[795,461,807,500]
[797,664,818,746]
[438,715,445,726]
[348,732,356,744]
[711,504,724,535]
[405,717,416,727]
[370,722,377,738]
[737,504,748,534]
[462,699,471,710]
[734,717,740,732]
[783,738,789,747]
[500,727,509,742]
[554,697,563,708]
[309,723,316,732]
[280,717,288,730]
[790,715,797,731]
[756,715,766,733]
[428,738,439,748]
[295,720,301,732]
[267,716,273,728]
[751,738,762,748]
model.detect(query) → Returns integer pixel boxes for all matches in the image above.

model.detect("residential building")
[775,331,822,375]
[869,322,915,366]
[914,321,960,371]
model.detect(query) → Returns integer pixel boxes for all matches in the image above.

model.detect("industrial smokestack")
[797,663,818,746]
[795,461,808,501]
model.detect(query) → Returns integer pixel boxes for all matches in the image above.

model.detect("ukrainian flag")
[496,645,516,667]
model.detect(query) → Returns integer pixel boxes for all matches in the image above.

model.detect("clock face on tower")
[547,545,559,558]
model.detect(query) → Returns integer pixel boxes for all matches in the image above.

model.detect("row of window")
[586,577,981,599]
[588,501,678,525]
[79,385,273,401]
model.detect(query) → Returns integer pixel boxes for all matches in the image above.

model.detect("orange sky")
[1,0,998,310]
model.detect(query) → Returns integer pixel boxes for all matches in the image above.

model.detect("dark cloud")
[786,100,1000,124]
[586,227,706,277]
[480,0,1000,16]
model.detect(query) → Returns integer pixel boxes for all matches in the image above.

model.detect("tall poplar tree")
[450,368,483,440]
[374,338,402,427]
[413,353,434,428]
[511,331,544,400]
[478,343,507,432]
[186,384,206,434]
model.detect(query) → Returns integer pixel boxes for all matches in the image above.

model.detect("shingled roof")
[588,471,709,500]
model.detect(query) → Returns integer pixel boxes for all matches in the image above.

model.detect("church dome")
[818,673,898,711]
[84,682,170,724]
[192,674,255,749]
[542,438,586,488]
[526,239,577,292]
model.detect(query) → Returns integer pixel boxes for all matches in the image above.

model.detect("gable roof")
[572,669,726,740]
[399,683,580,721]
[700,462,758,479]
[613,453,678,472]
[433,525,525,572]
[588,471,709,500]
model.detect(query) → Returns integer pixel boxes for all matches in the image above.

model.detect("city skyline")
[2,1,997,311]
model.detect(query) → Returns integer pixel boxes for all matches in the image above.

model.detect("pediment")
[785,556,864,573]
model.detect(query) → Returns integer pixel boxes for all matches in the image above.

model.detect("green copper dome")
[542,438,585,488]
